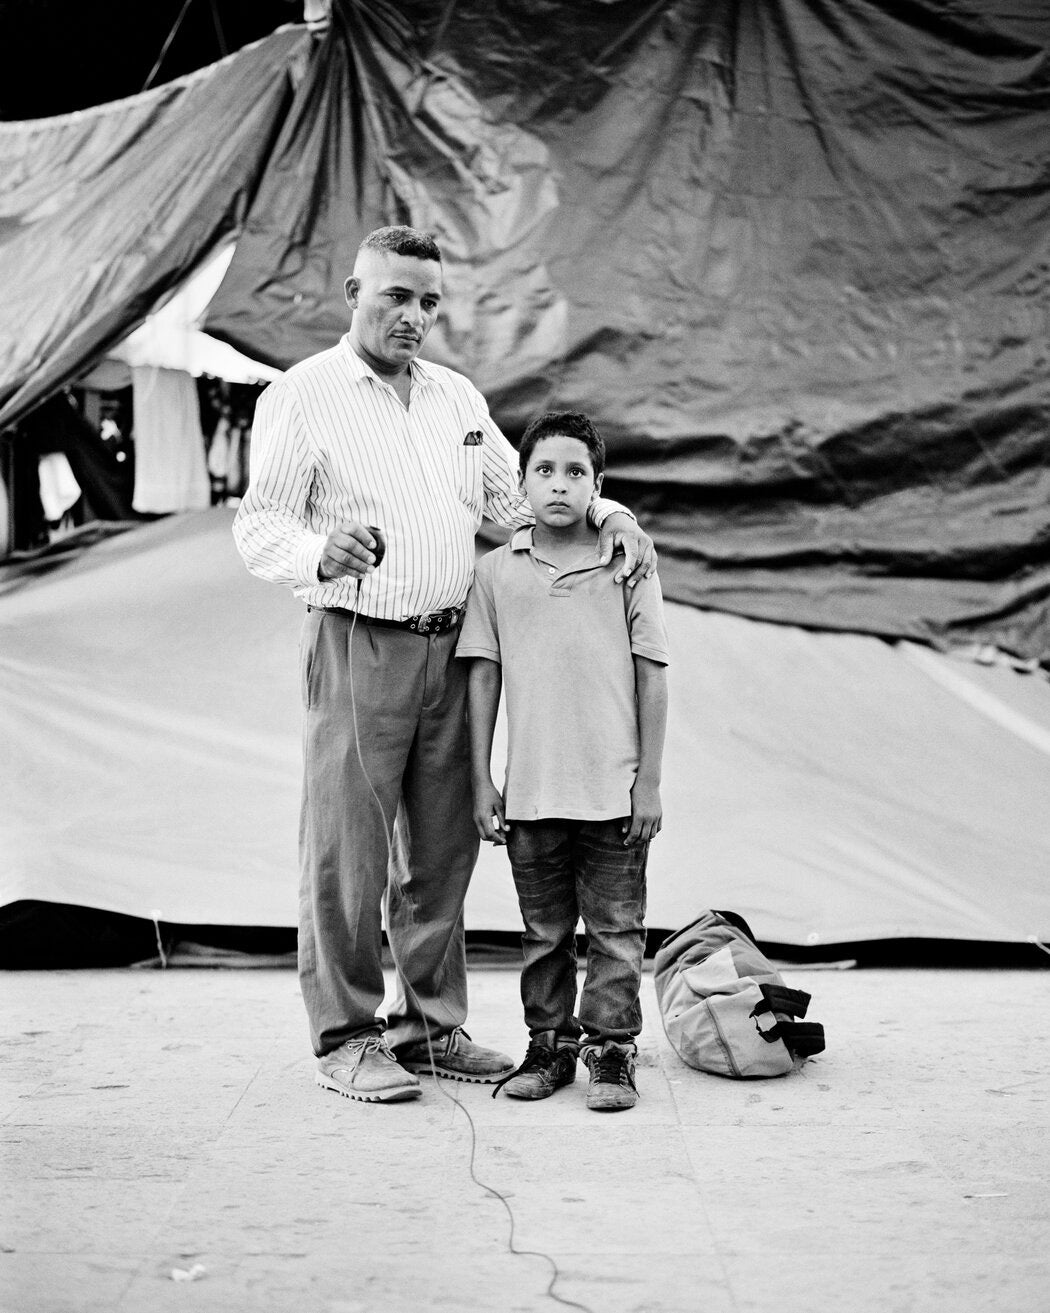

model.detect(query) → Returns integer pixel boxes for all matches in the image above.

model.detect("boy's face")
[520,434,603,529]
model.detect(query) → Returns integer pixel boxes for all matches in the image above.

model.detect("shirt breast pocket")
[457,434,485,515]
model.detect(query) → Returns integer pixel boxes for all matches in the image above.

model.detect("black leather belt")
[313,605,464,635]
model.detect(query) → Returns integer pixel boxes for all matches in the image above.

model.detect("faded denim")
[506,818,647,1047]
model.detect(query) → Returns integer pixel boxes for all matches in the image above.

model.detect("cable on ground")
[346,589,595,1313]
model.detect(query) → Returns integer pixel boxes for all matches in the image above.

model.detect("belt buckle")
[411,609,454,635]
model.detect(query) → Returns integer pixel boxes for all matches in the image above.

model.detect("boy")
[456,412,669,1111]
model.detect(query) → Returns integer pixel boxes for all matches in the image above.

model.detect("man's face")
[520,434,603,529]
[344,249,442,373]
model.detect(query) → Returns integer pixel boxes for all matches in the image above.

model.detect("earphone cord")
[347,580,594,1313]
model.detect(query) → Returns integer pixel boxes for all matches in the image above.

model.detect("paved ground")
[2,962,1049,1313]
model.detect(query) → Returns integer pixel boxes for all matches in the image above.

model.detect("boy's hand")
[623,779,662,846]
[473,780,510,845]
[597,513,657,589]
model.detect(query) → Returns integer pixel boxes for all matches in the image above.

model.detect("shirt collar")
[511,526,607,572]
[339,334,432,393]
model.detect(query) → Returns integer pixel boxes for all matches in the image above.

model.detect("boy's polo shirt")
[457,526,669,822]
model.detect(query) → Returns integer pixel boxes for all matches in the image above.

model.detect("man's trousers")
[297,608,480,1056]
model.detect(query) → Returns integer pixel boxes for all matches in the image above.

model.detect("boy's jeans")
[506,818,648,1048]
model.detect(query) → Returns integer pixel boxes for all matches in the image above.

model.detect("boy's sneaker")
[491,1031,578,1100]
[316,1034,422,1103]
[582,1040,639,1112]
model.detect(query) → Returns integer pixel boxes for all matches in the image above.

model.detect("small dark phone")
[367,526,386,568]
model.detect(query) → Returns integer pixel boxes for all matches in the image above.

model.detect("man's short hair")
[358,225,441,263]
[518,411,606,478]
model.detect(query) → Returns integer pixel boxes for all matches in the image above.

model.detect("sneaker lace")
[592,1051,632,1087]
[490,1038,555,1099]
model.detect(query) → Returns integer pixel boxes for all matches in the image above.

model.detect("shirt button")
[548,567,555,574]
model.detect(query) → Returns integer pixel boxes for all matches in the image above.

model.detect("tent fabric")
[0,24,310,430]
[202,0,1050,665]
[2,3,1050,660]
[1,509,1048,947]
[111,243,282,386]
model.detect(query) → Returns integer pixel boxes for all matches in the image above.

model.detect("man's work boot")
[316,1034,422,1103]
[396,1027,516,1083]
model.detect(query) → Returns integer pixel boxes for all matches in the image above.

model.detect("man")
[233,226,656,1104]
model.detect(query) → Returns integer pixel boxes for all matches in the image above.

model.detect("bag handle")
[752,1011,826,1056]
[711,907,760,945]
[766,1020,825,1057]
[751,984,825,1057]
[752,983,811,1019]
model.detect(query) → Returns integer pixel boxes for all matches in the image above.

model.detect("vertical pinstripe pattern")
[233,335,628,618]
[233,336,528,617]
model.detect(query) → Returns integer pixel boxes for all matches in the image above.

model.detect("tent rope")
[150,909,169,968]
[209,0,228,57]
[142,0,196,93]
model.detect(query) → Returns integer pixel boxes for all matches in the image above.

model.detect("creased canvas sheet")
[2,510,1048,944]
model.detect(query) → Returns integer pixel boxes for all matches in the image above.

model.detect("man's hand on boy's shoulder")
[473,779,510,846]
[596,513,657,589]
[623,777,662,846]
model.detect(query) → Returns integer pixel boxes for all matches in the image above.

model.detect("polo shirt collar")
[511,525,605,559]
[510,525,603,570]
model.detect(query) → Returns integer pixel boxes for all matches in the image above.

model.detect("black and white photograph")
[2,2,1049,1310]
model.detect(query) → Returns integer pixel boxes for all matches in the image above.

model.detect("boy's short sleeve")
[456,552,502,663]
[625,571,670,665]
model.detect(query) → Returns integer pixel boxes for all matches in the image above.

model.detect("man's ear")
[591,472,604,499]
[343,276,359,309]
[518,469,527,493]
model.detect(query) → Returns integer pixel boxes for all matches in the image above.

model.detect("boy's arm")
[466,658,510,846]
[623,656,668,847]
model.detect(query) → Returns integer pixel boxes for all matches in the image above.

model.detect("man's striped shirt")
[233,336,625,619]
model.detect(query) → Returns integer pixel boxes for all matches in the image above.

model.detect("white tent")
[2,508,1048,951]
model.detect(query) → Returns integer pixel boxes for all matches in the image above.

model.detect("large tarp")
[204,0,1050,662]
[2,1,1050,659]
[0,25,309,429]
[2,509,1049,947]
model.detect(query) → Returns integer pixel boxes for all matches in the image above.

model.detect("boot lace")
[347,1034,395,1063]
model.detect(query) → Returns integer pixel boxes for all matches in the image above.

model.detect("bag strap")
[751,984,826,1057]
[751,983,811,1019]
[711,907,760,945]
[752,1012,826,1056]
[772,1021,825,1058]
